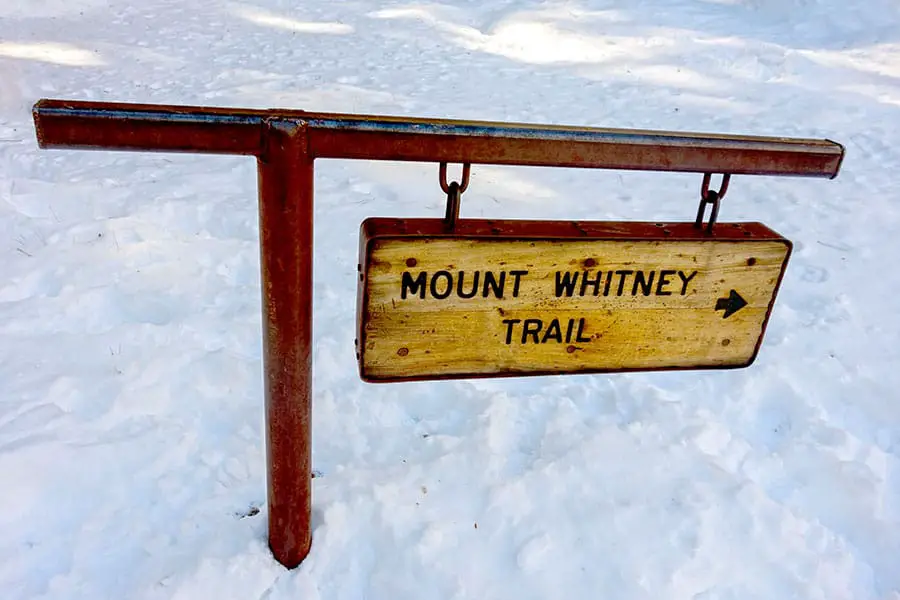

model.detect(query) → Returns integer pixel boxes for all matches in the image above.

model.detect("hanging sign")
[355,218,791,382]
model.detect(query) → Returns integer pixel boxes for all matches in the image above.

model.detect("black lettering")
[603,273,613,296]
[554,271,579,297]
[430,271,453,299]
[616,270,634,296]
[678,270,698,295]
[579,270,602,296]
[401,271,427,299]
[502,319,520,344]
[576,318,591,343]
[541,319,563,343]
[565,318,575,342]
[632,271,655,296]
[656,270,675,296]
[510,270,528,297]
[522,319,543,344]
[457,271,480,299]
[483,271,506,298]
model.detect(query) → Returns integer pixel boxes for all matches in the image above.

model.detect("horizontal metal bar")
[34,100,265,155]
[33,99,844,177]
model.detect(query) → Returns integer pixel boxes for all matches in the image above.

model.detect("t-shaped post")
[32,98,844,568]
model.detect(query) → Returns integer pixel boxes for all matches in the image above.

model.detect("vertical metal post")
[29,99,846,570]
[257,119,313,568]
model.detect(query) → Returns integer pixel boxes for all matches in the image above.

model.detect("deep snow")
[2,0,900,598]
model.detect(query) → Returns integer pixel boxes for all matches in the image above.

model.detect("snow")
[2,0,900,598]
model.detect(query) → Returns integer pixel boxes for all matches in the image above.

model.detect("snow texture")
[2,0,900,598]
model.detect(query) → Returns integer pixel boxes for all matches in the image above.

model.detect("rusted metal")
[30,97,845,570]
[440,162,469,231]
[33,100,264,155]
[439,162,471,193]
[444,182,462,232]
[695,190,721,234]
[701,173,731,201]
[696,173,730,234]
[34,99,845,177]
[257,119,313,570]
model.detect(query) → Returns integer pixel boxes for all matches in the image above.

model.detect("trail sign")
[31,98,841,569]
[356,218,791,381]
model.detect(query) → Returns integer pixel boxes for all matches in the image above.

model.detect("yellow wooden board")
[356,220,791,382]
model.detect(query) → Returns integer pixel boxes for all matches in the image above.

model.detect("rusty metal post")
[257,119,313,568]
[29,98,846,570]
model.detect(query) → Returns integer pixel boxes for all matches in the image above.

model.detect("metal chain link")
[439,162,471,194]
[695,173,731,233]
[440,163,470,230]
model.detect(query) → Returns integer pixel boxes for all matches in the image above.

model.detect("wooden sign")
[355,218,792,382]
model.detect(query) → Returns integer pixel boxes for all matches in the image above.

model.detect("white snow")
[2,0,900,598]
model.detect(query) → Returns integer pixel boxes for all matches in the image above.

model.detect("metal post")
[29,99,846,570]
[257,119,313,568]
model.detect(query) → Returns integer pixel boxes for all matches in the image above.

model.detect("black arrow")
[715,290,747,319]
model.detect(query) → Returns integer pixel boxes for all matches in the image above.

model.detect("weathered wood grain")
[357,220,791,382]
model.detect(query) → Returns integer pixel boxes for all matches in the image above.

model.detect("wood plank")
[356,219,791,382]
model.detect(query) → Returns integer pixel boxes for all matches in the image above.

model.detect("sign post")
[257,120,315,566]
[31,98,845,568]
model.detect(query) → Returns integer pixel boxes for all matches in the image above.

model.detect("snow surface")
[2,0,900,598]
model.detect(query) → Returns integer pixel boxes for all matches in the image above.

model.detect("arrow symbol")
[715,290,747,319]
